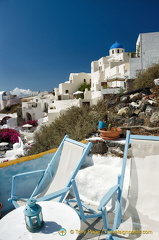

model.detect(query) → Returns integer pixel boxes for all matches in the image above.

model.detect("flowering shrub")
[23,120,38,127]
[0,128,20,143]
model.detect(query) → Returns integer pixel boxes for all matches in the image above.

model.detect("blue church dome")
[110,42,123,50]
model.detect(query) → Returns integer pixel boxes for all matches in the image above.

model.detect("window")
[117,49,119,53]
[65,90,69,93]
[32,103,37,108]
[112,50,114,54]
[36,99,38,102]
[83,79,86,82]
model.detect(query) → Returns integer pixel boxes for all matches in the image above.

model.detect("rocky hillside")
[89,86,159,156]
[104,86,159,136]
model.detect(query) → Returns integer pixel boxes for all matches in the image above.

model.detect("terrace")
[0,133,158,240]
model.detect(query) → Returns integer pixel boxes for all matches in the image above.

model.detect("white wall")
[22,102,45,121]
[53,99,80,111]
[91,48,129,93]
[84,89,91,99]
[101,88,120,95]
[58,72,91,98]
[21,93,54,122]
[129,32,159,79]
[48,110,61,123]
[142,32,159,67]
[48,99,81,123]
[129,58,141,79]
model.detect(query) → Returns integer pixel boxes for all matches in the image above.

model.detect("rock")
[147,99,158,106]
[90,141,108,154]
[139,100,148,112]
[129,102,140,109]
[117,107,130,117]
[150,111,159,124]
[125,117,144,126]
[144,94,156,100]
[133,109,141,116]
[109,115,125,126]
[106,99,117,109]
[109,147,124,158]
[138,112,146,118]
[136,118,144,125]
[114,116,125,125]
[145,105,156,116]
[120,95,129,103]
[118,144,125,152]
[125,117,137,126]
[115,103,126,111]
[129,93,141,102]
[106,141,116,147]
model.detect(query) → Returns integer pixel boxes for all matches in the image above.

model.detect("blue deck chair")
[65,131,131,240]
[8,135,92,209]
[67,130,159,240]
[111,130,159,240]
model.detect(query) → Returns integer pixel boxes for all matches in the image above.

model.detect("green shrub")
[27,102,108,155]
[78,82,91,91]
[0,103,21,114]
[133,64,159,89]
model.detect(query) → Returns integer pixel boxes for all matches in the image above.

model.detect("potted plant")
[99,123,122,140]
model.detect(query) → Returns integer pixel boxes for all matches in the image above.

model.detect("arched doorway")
[26,112,32,121]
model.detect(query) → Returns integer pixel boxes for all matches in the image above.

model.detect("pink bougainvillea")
[22,120,38,127]
[0,128,20,143]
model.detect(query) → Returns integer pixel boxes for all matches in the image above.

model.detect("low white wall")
[54,99,80,111]
[101,88,120,95]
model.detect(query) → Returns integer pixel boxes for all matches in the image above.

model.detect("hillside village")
[17,32,159,124]
[0,32,159,161]
[1,32,159,240]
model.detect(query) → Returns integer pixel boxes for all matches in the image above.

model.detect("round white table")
[0,201,81,240]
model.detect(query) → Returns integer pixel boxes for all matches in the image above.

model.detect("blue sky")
[0,0,159,92]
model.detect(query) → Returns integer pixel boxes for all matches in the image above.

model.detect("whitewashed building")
[0,91,20,110]
[54,72,91,100]
[91,42,130,92]
[53,33,159,107]
[18,92,54,123]
[53,42,130,108]
[129,32,159,79]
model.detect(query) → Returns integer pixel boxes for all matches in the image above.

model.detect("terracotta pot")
[99,128,122,140]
